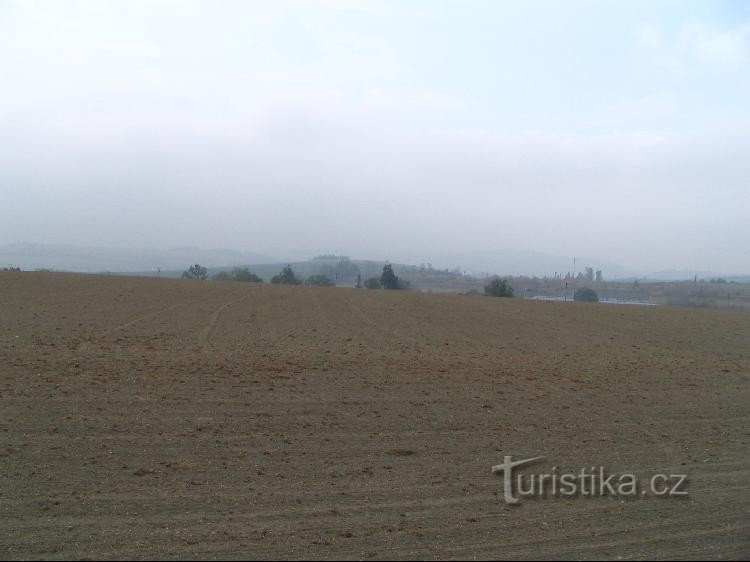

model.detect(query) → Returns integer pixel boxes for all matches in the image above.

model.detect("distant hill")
[8,243,745,285]
[150,249,632,284]
[0,243,274,273]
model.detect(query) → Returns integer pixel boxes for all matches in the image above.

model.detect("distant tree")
[271,265,301,285]
[213,267,263,283]
[364,277,382,289]
[380,263,400,290]
[574,287,599,302]
[231,267,263,283]
[182,263,208,280]
[305,274,335,286]
[484,277,514,298]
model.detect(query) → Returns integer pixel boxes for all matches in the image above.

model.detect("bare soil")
[1,272,748,560]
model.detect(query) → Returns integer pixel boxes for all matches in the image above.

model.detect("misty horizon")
[2,240,747,281]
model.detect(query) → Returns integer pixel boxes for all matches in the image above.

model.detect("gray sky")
[1,0,749,275]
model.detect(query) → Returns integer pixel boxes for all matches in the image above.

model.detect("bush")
[305,274,335,286]
[574,287,599,302]
[484,277,514,297]
[182,263,208,280]
[271,265,301,285]
[364,277,382,289]
[212,267,263,283]
[231,267,263,283]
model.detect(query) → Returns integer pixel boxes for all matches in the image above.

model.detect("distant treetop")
[484,277,514,298]
[574,287,599,302]
[271,265,302,285]
[212,267,263,283]
[182,263,208,280]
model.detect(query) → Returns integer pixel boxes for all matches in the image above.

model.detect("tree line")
[182,262,560,301]
[182,262,412,290]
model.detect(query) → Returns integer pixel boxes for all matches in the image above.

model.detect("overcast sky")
[1,0,749,275]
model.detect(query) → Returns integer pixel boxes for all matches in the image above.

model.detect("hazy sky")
[1,0,749,274]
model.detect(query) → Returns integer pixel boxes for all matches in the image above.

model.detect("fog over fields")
[1,1,749,275]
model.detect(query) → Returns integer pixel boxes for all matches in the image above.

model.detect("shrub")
[231,267,263,283]
[364,277,382,289]
[182,263,208,280]
[484,277,514,297]
[212,267,263,283]
[305,274,335,286]
[271,265,301,285]
[574,287,599,302]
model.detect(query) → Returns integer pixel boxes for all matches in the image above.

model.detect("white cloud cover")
[1,1,749,274]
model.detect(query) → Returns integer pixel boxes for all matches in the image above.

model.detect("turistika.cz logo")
[492,456,688,505]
